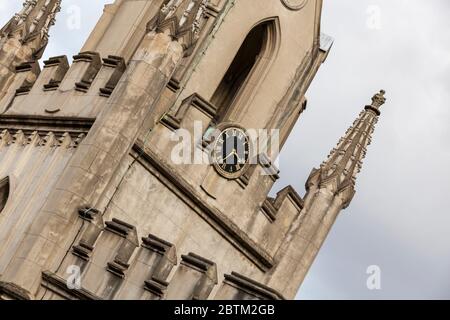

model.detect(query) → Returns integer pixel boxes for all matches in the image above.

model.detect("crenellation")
[1,51,127,117]
[105,218,139,279]
[270,186,304,213]
[99,55,126,97]
[165,252,218,300]
[0,61,40,112]
[72,207,104,262]
[244,186,305,257]
[14,60,40,93]
[72,52,102,93]
[140,234,177,280]
[56,52,99,93]
[41,55,69,92]
[118,233,178,299]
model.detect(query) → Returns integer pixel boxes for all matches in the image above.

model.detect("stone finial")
[371,90,386,109]
[147,0,210,55]
[365,89,386,116]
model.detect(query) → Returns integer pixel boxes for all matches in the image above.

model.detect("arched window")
[211,18,279,122]
[0,177,9,213]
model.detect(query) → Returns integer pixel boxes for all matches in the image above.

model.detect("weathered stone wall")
[33,151,303,300]
[0,130,82,276]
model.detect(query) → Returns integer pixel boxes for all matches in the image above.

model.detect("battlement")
[35,208,284,300]
[0,52,127,118]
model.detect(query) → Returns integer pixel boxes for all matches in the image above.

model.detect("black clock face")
[212,127,250,178]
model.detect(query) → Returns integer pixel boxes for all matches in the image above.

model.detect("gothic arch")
[0,176,10,214]
[211,17,281,123]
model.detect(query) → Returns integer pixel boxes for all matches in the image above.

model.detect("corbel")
[99,55,126,97]
[141,233,177,297]
[14,61,41,96]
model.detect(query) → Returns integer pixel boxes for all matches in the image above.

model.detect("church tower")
[0,0,385,300]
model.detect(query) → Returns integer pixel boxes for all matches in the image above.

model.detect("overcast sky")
[1,0,449,299]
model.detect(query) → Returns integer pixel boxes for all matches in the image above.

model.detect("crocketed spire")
[307,90,387,208]
[0,0,62,59]
[147,0,209,55]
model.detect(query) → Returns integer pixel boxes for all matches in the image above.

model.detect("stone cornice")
[0,114,94,137]
[262,185,304,222]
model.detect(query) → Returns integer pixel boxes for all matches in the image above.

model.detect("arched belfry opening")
[0,177,10,213]
[211,18,279,122]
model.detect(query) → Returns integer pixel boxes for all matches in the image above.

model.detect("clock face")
[281,0,308,10]
[212,127,250,179]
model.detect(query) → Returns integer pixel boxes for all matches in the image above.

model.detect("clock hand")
[233,150,243,163]
[223,149,237,162]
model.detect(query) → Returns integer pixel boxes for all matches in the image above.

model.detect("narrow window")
[211,19,278,122]
[0,177,9,213]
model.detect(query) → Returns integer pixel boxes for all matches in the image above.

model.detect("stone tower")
[0,0,385,300]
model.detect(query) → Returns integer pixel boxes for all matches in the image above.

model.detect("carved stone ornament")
[281,0,308,11]
[147,0,209,55]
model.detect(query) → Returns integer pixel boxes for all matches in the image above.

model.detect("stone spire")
[266,91,387,293]
[307,89,387,208]
[0,0,62,60]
